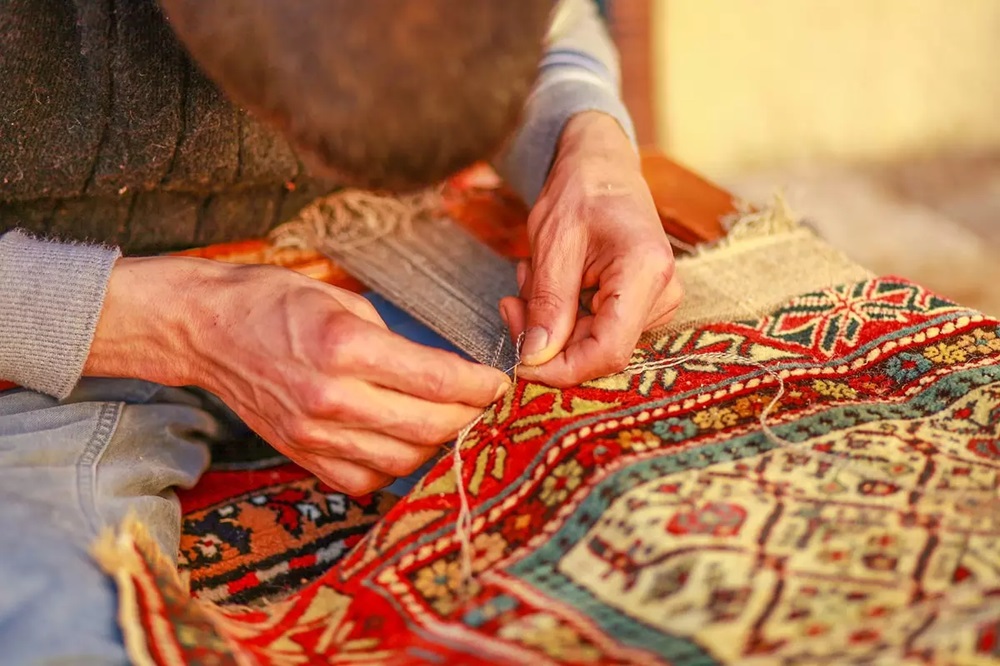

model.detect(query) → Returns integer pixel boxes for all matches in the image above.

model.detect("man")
[0,0,681,662]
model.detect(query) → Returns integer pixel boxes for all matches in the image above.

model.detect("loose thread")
[452,331,525,598]
[451,417,480,597]
[269,186,444,252]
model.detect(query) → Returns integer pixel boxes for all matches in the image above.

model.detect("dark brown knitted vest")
[0,0,335,254]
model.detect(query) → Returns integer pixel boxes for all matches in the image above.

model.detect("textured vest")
[0,0,335,254]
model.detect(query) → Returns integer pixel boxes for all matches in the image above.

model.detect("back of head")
[158,0,554,192]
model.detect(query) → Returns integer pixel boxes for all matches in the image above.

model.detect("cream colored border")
[652,203,873,338]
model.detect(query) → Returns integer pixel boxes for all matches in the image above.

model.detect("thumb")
[520,241,584,366]
[327,286,389,330]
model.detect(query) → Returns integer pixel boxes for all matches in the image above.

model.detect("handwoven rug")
[95,172,1000,665]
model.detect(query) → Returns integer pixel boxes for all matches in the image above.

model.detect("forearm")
[492,0,637,205]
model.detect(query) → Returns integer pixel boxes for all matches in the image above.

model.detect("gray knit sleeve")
[492,0,637,205]
[0,230,120,398]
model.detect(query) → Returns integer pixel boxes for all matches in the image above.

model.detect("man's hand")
[87,258,510,495]
[499,111,683,387]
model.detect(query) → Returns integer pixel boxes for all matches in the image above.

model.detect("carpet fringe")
[694,193,802,256]
[91,515,183,666]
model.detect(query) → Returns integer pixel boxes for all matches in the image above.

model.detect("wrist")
[84,256,234,387]
[557,110,639,167]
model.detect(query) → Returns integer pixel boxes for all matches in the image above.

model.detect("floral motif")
[539,460,584,507]
[652,418,697,442]
[885,352,932,382]
[692,406,738,431]
[968,438,1000,460]
[667,502,747,536]
[955,329,1000,355]
[732,394,780,418]
[923,342,968,365]
[413,559,463,614]
[812,379,858,400]
[759,281,921,355]
[471,532,507,573]
[497,613,601,662]
[617,429,661,452]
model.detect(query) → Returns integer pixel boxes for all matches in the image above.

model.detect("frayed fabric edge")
[91,515,260,666]
[91,515,182,666]
[691,193,804,257]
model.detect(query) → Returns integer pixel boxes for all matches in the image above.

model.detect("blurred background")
[605,0,1000,315]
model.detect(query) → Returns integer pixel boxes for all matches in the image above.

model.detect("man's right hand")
[86,257,511,495]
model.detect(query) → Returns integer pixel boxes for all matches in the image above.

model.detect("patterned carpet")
[94,176,1000,665]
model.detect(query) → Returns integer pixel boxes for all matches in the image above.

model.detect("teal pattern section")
[505,363,1000,660]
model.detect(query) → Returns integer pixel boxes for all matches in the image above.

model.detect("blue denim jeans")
[0,295,457,665]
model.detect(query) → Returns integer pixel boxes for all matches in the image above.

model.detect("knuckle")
[302,382,349,418]
[419,364,451,400]
[322,314,360,352]
[284,420,324,450]
[322,318,374,370]
[598,349,633,377]
[611,346,634,369]
[339,475,379,497]
[639,245,676,279]
[529,285,567,313]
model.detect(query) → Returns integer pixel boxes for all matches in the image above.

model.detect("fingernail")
[493,380,511,402]
[521,326,549,363]
[499,303,510,326]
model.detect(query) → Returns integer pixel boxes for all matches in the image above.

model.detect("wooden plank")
[641,150,735,247]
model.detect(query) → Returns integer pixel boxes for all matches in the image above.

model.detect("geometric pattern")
[97,278,1000,665]
[177,466,397,606]
[746,279,958,357]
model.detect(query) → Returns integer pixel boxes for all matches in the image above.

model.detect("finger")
[521,256,671,387]
[293,426,438,478]
[503,297,597,366]
[334,324,510,407]
[516,260,529,293]
[597,269,682,331]
[301,453,394,496]
[499,296,527,342]
[520,237,586,367]
[644,278,684,331]
[311,378,484,446]
[516,315,594,383]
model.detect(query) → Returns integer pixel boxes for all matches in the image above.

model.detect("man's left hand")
[499,111,683,387]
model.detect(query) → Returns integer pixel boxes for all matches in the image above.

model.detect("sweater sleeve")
[492,0,637,206]
[0,230,120,398]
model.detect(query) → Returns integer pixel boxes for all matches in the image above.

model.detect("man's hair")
[158,0,554,192]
